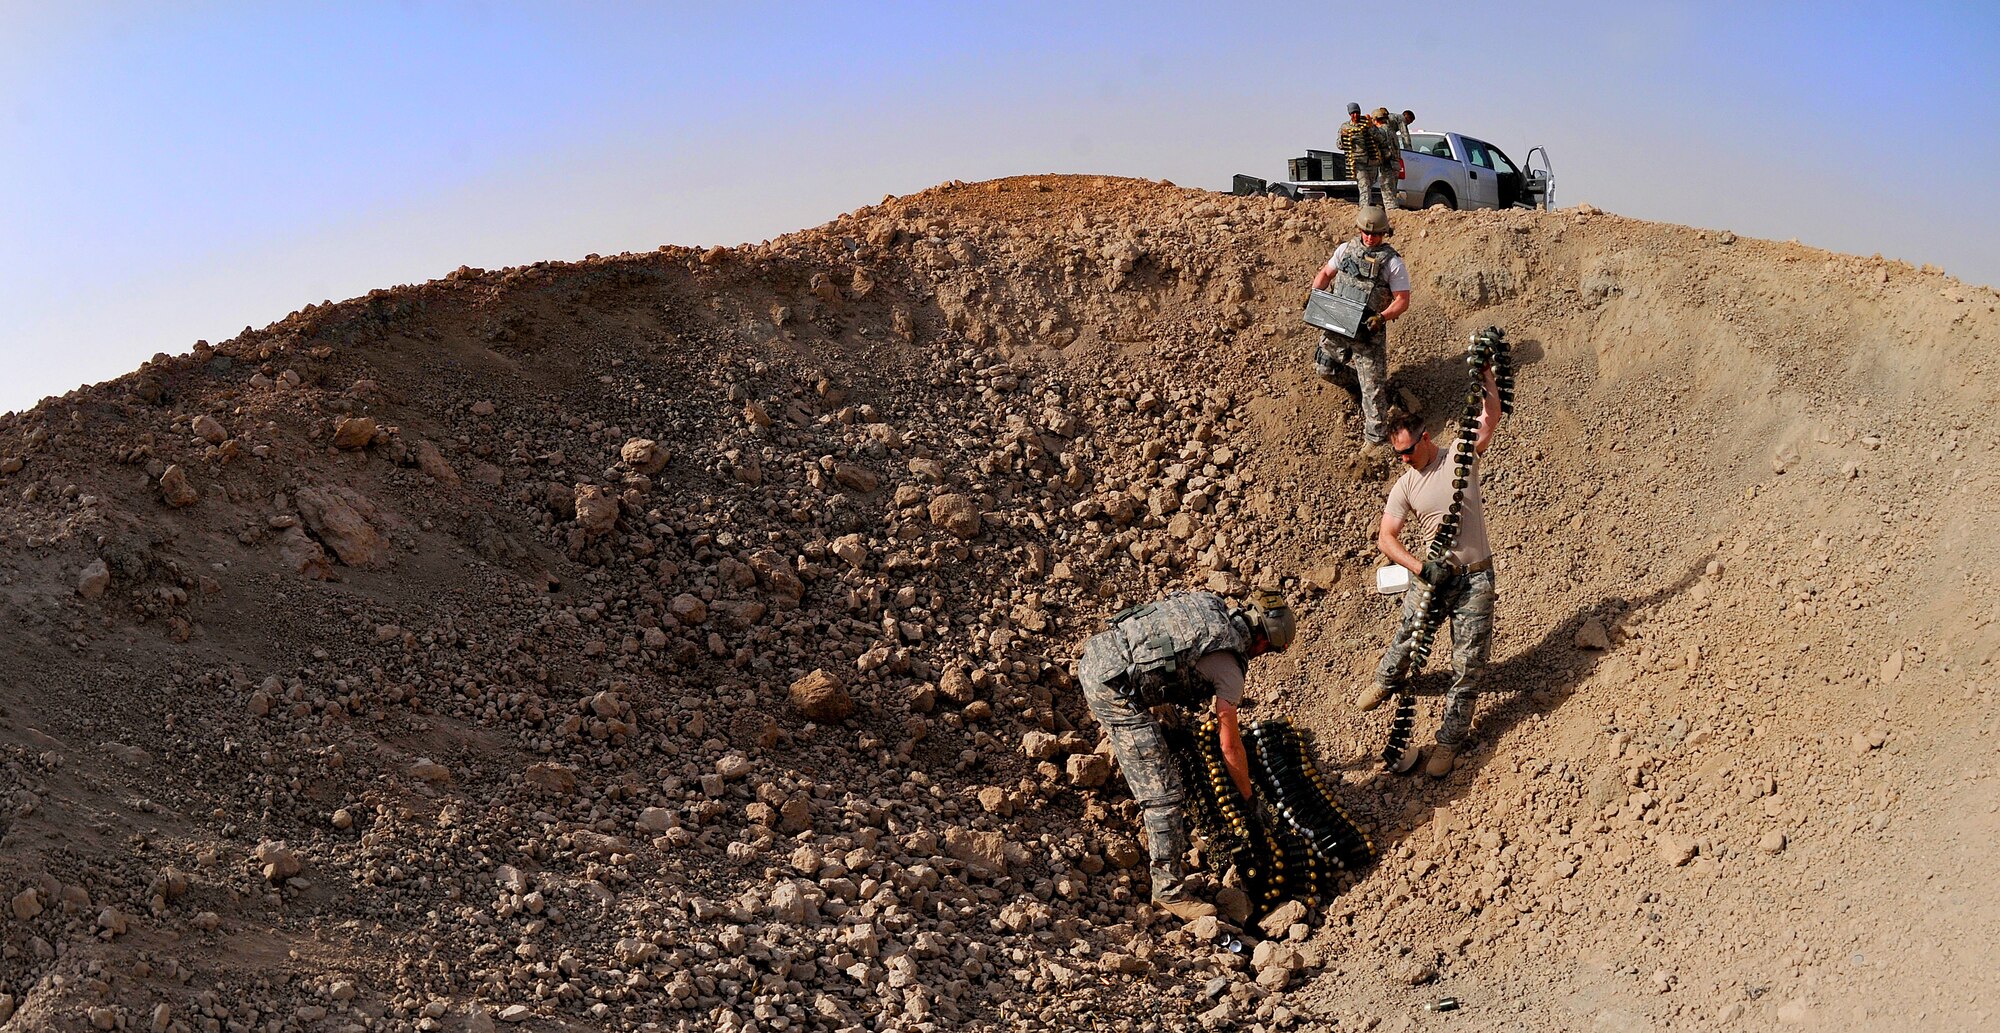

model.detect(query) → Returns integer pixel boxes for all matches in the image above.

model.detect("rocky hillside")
[1,175,1997,1033]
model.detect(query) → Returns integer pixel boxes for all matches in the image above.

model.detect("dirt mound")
[2,175,1997,1032]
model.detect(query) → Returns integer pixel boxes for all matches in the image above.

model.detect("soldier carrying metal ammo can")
[1305,206,1411,463]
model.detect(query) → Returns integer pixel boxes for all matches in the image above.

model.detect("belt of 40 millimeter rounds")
[1381,326,1515,769]
[1163,717,1378,917]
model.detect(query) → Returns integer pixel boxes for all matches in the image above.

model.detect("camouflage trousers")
[1355,165,1400,209]
[1077,666,1189,898]
[1375,568,1496,746]
[1314,330,1390,445]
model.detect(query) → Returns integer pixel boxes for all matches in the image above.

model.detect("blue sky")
[3,1,1995,413]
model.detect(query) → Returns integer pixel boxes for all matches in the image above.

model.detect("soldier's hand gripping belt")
[1379,327,1514,770]
[1165,717,1376,919]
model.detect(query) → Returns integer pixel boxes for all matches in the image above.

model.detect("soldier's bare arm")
[1215,699,1253,800]
[1378,511,1421,574]
[1473,364,1501,455]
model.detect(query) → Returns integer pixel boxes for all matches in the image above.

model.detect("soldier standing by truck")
[1074,590,1296,921]
[1370,108,1404,209]
[1340,102,1394,210]
[1310,207,1410,455]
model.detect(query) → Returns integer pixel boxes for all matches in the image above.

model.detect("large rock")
[253,840,302,882]
[275,527,334,579]
[407,758,451,783]
[1257,899,1308,939]
[295,486,389,567]
[789,669,853,722]
[668,593,708,626]
[620,438,670,475]
[1067,753,1111,787]
[572,483,619,538]
[832,463,879,493]
[332,416,378,450]
[938,667,976,704]
[944,827,1008,877]
[191,414,228,444]
[77,560,111,599]
[768,880,809,924]
[748,550,804,607]
[414,440,461,485]
[571,831,631,858]
[158,465,199,507]
[830,534,868,570]
[929,494,983,539]
[524,763,578,795]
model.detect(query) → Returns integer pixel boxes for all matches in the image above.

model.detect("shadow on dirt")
[1389,333,1546,425]
[1331,553,1710,860]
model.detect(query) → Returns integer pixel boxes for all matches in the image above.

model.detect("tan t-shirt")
[1195,652,1246,706]
[1385,445,1491,567]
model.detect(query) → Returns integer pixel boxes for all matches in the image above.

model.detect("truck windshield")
[1408,133,1452,159]
[1487,147,1519,175]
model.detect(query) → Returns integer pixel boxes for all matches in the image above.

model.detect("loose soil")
[1,175,1996,1033]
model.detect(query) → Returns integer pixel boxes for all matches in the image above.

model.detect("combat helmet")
[1246,589,1296,652]
[1356,207,1392,236]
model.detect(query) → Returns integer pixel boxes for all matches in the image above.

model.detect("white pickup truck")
[1234,131,1554,211]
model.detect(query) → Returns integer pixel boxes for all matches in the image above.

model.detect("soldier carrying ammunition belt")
[1358,368,1504,779]
[1340,101,1397,210]
[1074,590,1295,921]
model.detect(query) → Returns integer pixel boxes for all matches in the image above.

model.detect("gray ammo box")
[1307,150,1346,179]
[1303,288,1368,338]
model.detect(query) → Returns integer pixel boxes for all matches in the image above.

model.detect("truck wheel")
[1423,187,1456,210]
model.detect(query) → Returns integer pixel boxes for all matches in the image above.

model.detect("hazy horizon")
[3,2,1995,414]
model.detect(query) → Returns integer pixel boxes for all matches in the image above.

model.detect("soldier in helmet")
[1311,206,1411,455]
[1074,590,1296,921]
[1368,107,1404,210]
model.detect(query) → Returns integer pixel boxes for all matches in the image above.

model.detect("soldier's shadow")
[1325,554,1708,862]
[1388,332,1545,422]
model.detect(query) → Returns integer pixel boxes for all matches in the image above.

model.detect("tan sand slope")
[0,175,1996,1032]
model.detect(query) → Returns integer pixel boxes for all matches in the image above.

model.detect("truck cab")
[1400,132,1554,211]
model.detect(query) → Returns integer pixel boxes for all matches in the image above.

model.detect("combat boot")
[1424,744,1458,778]
[1354,682,1394,711]
[1152,884,1218,923]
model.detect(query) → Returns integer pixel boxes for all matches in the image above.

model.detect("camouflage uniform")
[1370,120,1403,209]
[1373,568,1496,746]
[1340,119,1393,209]
[1075,593,1253,900]
[1313,237,1403,445]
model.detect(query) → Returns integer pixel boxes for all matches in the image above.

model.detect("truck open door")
[1522,147,1555,210]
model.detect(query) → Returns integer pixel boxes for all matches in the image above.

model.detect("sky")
[2,1,1995,415]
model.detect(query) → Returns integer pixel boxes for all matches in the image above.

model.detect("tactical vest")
[1332,238,1399,316]
[1090,592,1252,709]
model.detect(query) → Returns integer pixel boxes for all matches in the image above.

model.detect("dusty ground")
[1,175,1996,1033]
